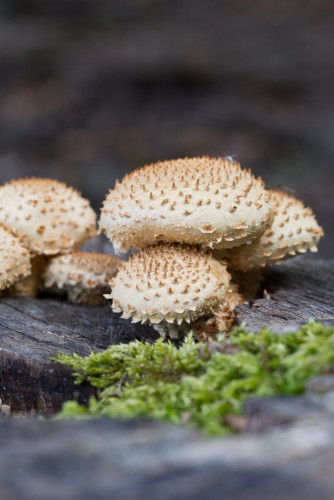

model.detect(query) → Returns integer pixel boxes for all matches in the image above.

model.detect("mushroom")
[106,243,230,338]
[0,178,97,256]
[228,190,324,271]
[0,226,31,291]
[42,251,122,305]
[0,178,97,296]
[99,156,273,254]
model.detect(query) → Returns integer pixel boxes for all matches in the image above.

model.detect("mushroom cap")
[99,156,273,254]
[0,178,97,255]
[229,190,324,271]
[43,251,121,304]
[0,225,31,290]
[108,243,230,325]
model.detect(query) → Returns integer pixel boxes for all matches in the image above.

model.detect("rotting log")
[0,257,333,415]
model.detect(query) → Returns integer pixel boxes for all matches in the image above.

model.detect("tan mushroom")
[228,190,324,271]
[100,156,273,254]
[43,251,122,305]
[0,178,97,256]
[0,226,31,291]
[107,243,230,338]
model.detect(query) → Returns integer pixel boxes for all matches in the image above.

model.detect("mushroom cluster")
[100,156,324,341]
[0,162,324,343]
[0,178,122,303]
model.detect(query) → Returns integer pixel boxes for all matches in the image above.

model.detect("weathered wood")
[0,297,158,414]
[235,257,334,333]
[1,407,334,500]
[0,257,333,415]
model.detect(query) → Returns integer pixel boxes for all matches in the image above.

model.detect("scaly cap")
[0,225,31,290]
[107,243,230,326]
[229,190,324,271]
[43,251,122,304]
[0,178,97,255]
[100,156,273,253]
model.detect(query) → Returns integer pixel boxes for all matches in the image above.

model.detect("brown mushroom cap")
[0,226,31,290]
[107,243,230,327]
[100,156,273,254]
[43,251,122,304]
[0,178,97,255]
[228,190,324,271]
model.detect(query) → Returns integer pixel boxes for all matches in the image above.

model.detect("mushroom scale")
[0,178,97,255]
[100,156,273,254]
[107,243,230,329]
[0,226,31,290]
[43,251,122,305]
[229,190,324,271]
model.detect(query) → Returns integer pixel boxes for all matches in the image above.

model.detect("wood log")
[1,411,334,500]
[0,257,333,415]
[0,297,158,415]
[235,257,334,333]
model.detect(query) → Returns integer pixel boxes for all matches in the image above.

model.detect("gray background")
[0,0,333,256]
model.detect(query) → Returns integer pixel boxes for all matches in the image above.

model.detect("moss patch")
[54,321,334,435]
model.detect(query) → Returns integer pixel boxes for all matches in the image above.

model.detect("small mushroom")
[228,190,324,271]
[42,251,122,305]
[0,226,31,291]
[99,156,273,254]
[107,243,230,338]
[0,178,97,256]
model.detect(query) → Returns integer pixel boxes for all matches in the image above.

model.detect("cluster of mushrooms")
[0,157,324,342]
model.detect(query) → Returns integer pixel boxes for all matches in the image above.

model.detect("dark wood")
[0,297,158,414]
[235,257,334,333]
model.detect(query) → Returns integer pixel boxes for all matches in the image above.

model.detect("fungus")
[0,226,31,291]
[0,178,97,256]
[99,156,273,254]
[43,251,122,305]
[228,190,324,271]
[106,243,230,338]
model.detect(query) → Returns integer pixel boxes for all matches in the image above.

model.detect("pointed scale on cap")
[229,190,324,271]
[0,178,97,255]
[99,156,273,254]
[107,243,230,327]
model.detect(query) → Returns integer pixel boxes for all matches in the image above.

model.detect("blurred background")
[0,0,332,256]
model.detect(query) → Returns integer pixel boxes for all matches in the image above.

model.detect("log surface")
[235,257,334,333]
[0,257,333,414]
[0,298,158,414]
[1,398,334,500]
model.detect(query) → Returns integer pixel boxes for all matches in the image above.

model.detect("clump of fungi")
[0,158,324,343]
[0,178,121,303]
[100,156,324,341]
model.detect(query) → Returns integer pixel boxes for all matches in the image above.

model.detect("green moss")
[54,321,334,435]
